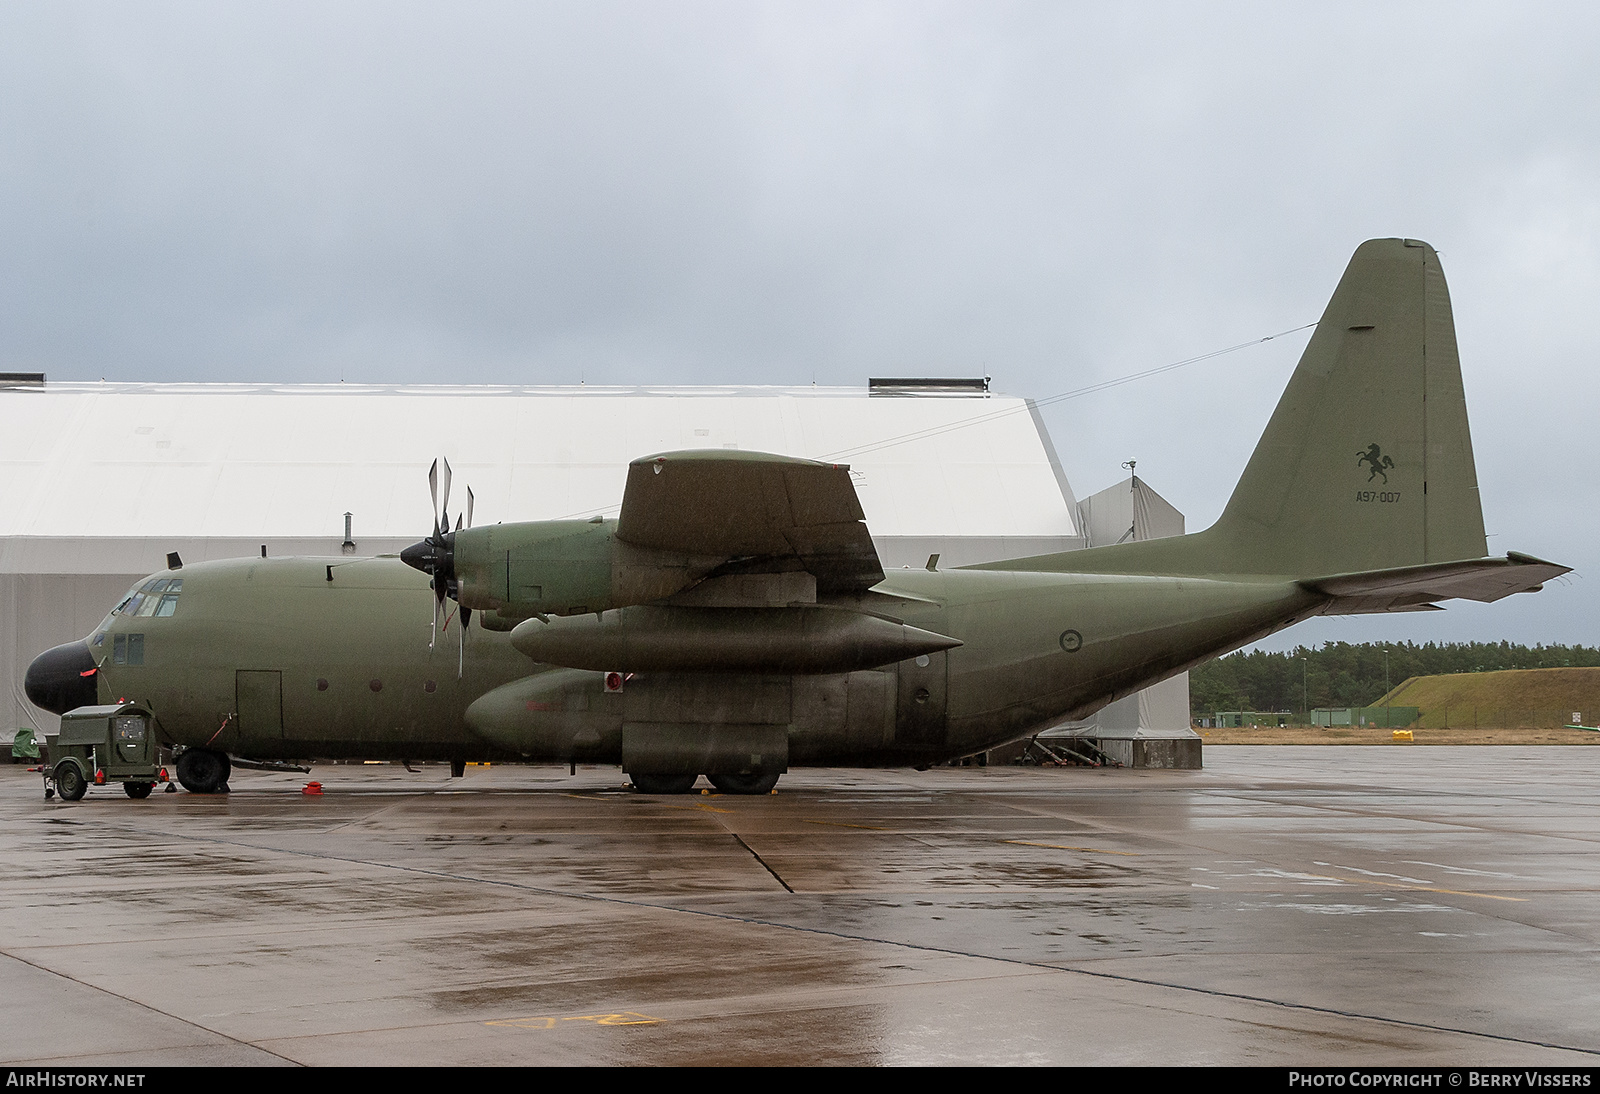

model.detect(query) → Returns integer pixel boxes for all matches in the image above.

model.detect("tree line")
[1189,641,1600,714]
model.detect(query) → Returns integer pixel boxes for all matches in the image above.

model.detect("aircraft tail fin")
[988,238,1496,583]
[1207,236,1486,575]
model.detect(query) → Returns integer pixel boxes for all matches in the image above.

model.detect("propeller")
[400,460,476,676]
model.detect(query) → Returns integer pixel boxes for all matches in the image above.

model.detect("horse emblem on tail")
[1357,443,1395,483]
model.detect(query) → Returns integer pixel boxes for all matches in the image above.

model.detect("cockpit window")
[115,577,183,619]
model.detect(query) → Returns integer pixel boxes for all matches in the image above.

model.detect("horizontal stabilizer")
[1303,552,1570,615]
[616,451,884,593]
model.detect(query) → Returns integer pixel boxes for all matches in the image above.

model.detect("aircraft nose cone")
[24,640,99,715]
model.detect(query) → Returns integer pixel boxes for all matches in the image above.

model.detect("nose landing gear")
[175,748,231,794]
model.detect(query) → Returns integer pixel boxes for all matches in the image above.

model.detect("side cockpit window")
[112,633,144,665]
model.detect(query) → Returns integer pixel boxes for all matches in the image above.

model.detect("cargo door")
[236,670,284,742]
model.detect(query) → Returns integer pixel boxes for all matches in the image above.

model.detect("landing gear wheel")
[708,772,781,795]
[54,763,87,802]
[629,773,698,795]
[176,749,231,794]
[123,782,154,800]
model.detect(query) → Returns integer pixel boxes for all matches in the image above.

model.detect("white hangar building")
[0,377,1195,764]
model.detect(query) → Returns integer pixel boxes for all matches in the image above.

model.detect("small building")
[1207,711,1293,728]
[1311,707,1420,728]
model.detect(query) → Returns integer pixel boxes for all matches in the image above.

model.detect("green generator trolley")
[46,702,169,801]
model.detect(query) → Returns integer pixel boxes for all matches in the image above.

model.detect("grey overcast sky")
[2,2,1595,649]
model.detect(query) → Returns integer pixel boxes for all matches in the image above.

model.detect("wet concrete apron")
[3,748,1598,1065]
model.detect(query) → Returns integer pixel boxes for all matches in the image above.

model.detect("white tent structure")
[0,378,1192,766]
[0,380,1082,728]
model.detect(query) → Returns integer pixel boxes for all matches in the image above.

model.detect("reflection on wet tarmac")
[3,748,1599,1065]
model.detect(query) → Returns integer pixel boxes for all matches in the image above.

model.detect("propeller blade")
[427,459,440,536]
[438,458,453,532]
[455,513,463,533]
[466,486,475,529]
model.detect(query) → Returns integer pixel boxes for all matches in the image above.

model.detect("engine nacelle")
[449,520,718,620]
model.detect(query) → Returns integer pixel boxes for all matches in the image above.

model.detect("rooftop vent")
[868,376,990,396]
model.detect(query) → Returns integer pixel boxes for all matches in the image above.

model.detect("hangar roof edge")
[3,381,1007,399]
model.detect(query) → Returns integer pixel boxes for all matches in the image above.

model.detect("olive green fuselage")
[93,555,1325,766]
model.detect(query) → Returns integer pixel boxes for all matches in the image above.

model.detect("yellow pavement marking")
[1322,872,1527,903]
[487,1011,661,1030]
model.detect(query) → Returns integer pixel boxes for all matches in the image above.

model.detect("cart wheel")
[54,763,87,802]
[123,782,154,800]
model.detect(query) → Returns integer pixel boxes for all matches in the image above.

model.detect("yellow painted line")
[1271,866,1528,904]
[1327,873,1527,903]
[1005,839,1141,857]
[487,1011,661,1030]
[565,1012,661,1026]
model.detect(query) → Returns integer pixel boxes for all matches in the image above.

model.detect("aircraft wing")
[1303,552,1570,614]
[616,450,885,593]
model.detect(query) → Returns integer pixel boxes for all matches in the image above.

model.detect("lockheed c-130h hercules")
[25,239,1569,797]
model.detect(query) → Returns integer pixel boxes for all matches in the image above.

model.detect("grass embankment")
[1200,666,1600,744]
[1377,666,1600,729]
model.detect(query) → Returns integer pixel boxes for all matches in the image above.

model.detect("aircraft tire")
[707,772,781,795]
[177,749,231,794]
[629,773,698,795]
[123,782,154,800]
[54,762,87,802]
